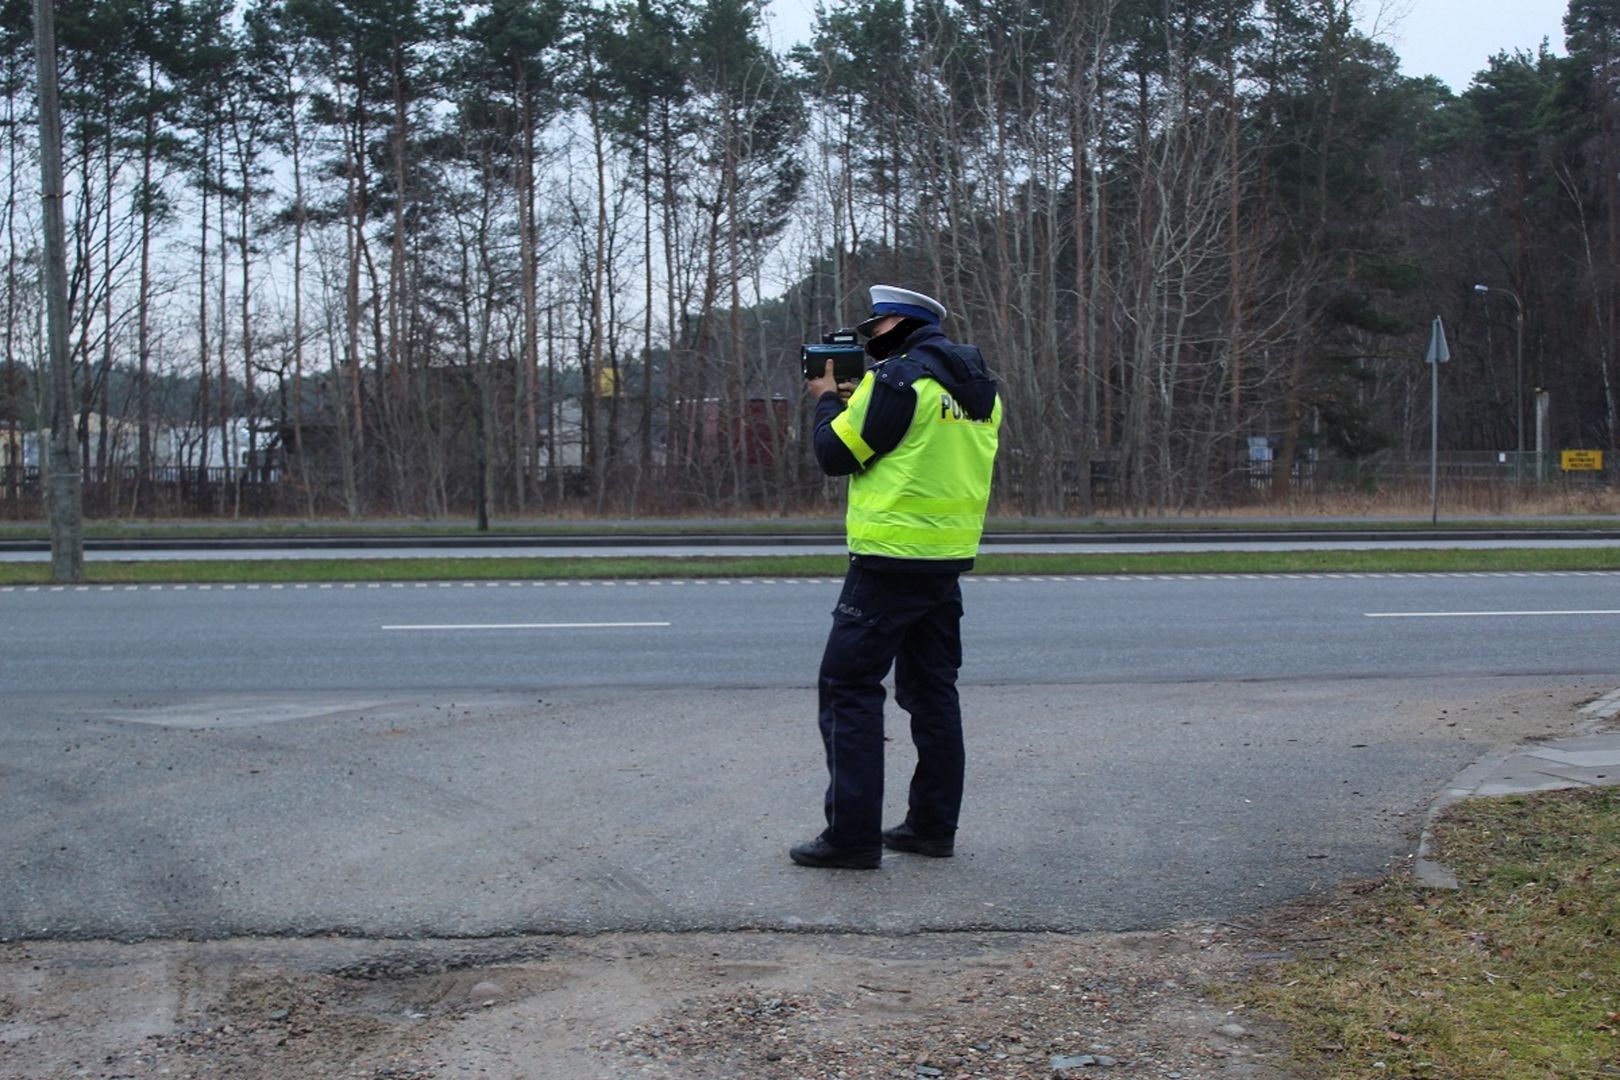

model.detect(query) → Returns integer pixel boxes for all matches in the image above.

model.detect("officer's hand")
[806,359,839,400]
[835,377,858,402]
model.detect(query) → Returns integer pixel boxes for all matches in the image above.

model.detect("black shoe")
[789,836,881,869]
[882,823,954,857]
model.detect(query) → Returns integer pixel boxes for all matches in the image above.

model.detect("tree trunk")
[288,66,313,516]
[660,101,684,480]
[1225,38,1244,493]
[343,82,365,514]
[217,130,231,513]
[4,49,20,513]
[33,0,83,580]
[639,135,653,504]
[518,76,539,512]
[725,104,746,504]
[198,123,211,508]
[234,107,256,515]
[96,126,112,503]
[135,58,156,515]
[589,85,609,505]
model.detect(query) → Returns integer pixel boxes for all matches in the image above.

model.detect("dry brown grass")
[1241,788,1620,1079]
[1159,482,1620,519]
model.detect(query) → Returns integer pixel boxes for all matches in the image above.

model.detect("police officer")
[791,285,1003,869]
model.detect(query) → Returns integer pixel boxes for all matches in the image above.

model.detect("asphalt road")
[3,570,1616,941]
[5,570,1619,692]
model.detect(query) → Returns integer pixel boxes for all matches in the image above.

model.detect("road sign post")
[1426,317,1450,525]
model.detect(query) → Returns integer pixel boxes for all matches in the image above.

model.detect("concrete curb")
[1414,687,1620,889]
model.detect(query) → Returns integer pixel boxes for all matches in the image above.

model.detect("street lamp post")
[1473,283,1525,484]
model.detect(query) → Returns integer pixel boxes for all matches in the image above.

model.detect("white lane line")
[1366,609,1620,619]
[382,621,672,631]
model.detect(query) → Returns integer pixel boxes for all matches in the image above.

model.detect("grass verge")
[1,546,1620,584]
[1240,787,1620,1079]
[0,518,840,540]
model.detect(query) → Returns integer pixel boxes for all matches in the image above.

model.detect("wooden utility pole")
[33,0,83,581]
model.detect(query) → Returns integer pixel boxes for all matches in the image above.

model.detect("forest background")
[4,0,1620,520]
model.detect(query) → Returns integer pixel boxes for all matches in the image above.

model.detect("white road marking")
[382,621,673,631]
[1366,609,1620,619]
[1581,687,1620,718]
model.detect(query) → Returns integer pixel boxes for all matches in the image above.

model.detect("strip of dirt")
[1,925,1307,1079]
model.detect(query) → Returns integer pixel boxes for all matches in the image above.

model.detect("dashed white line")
[1366,609,1620,619]
[382,621,672,631]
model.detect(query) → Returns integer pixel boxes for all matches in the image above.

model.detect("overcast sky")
[1392,0,1567,89]
[762,0,1572,94]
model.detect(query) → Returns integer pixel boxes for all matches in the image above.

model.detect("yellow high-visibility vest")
[830,371,1001,560]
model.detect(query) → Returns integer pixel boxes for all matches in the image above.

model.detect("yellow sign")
[1561,450,1604,471]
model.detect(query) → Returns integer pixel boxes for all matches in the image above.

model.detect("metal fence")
[1,449,1612,519]
[1,465,294,516]
[1285,450,1613,490]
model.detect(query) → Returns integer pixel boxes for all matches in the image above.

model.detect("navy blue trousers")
[817,562,965,849]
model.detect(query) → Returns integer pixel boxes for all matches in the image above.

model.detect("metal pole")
[1535,389,1550,484]
[32,0,83,582]
[1473,284,1526,487]
[1514,301,1525,486]
[1430,356,1439,525]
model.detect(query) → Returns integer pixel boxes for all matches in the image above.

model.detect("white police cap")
[855,285,948,337]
